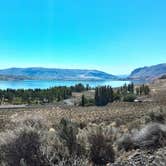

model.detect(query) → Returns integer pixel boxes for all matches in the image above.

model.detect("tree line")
[71,83,90,92]
[0,82,150,106]
[136,84,150,95]
[0,83,89,105]
[92,83,150,106]
[0,87,72,104]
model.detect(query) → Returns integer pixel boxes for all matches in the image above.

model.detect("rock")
[49,128,55,132]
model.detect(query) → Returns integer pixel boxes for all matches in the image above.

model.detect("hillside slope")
[129,63,166,80]
[0,68,116,80]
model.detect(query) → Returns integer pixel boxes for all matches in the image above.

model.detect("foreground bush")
[133,123,166,149]
[0,116,117,166]
[0,127,49,166]
[54,156,89,166]
[57,118,80,155]
[117,134,135,151]
[117,123,166,151]
[41,130,69,165]
[88,130,115,165]
[77,123,115,165]
[147,111,165,124]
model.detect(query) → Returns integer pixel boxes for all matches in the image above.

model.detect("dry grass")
[0,101,166,133]
[0,80,166,165]
[1,79,166,129]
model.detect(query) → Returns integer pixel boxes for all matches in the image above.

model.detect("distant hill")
[0,74,31,80]
[159,74,166,79]
[129,63,166,80]
[116,75,129,79]
[0,68,117,80]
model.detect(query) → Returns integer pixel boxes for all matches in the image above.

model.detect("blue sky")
[0,0,166,74]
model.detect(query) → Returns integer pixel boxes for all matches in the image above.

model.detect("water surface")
[0,80,131,90]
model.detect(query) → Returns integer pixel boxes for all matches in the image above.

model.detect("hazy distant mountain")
[129,63,166,80]
[116,75,129,79]
[0,68,117,80]
[0,74,31,80]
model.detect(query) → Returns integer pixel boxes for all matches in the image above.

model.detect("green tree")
[95,86,114,106]
[81,94,85,106]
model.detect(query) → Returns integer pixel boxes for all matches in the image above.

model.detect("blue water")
[0,80,131,90]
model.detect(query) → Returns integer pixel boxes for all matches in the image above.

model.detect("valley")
[0,78,166,165]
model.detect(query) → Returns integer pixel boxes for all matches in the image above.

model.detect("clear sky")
[0,0,166,74]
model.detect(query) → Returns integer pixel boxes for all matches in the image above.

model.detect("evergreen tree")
[130,82,134,93]
[136,87,140,95]
[95,86,114,106]
[86,84,90,91]
[81,94,85,106]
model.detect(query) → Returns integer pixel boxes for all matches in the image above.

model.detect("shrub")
[117,134,134,151]
[0,117,92,166]
[41,130,69,165]
[127,120,141,131]
[133,123,166,149]
[80,96,95,107]
[85,98,95,106]
[114,118,124,127]
[0,127,49,166]
[8,114,49,131]
[123,93,136,102]
[88,131,115,165]
[57,118,80,155]
[76,123,115,165]
[113,92,121,101]
[117,123,166,151]
[148,111,165,124]
[54,156,89,166]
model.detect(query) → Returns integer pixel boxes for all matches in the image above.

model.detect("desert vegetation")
[0,109,166,165]
[0,80,165,165]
